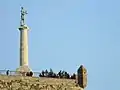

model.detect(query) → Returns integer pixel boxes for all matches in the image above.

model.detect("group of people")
[39,69,76,79]
[6,70,33,76]
[5,69,76,79]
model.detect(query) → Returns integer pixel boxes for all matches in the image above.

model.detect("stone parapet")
[0,75,83,90]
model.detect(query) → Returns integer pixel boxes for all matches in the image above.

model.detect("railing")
[0,70,76,80]
[0,70,40,77]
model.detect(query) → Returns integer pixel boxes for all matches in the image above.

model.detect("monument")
[16,7,31,72]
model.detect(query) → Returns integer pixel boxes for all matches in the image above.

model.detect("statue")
[20,7,28,26]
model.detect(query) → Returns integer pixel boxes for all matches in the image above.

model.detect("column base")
[16,65,31,72]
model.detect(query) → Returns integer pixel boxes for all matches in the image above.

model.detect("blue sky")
[0,0,120,90]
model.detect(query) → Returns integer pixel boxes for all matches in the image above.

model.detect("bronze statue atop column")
[20,7,28,26]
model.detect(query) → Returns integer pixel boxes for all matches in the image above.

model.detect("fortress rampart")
[0,75,83,90]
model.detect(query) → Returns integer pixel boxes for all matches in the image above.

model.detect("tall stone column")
[16,7,31,72]
[19,25,29,66]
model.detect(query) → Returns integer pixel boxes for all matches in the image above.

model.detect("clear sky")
[0,0,120,90]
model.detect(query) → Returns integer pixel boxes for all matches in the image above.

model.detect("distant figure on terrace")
[6,70,9,76]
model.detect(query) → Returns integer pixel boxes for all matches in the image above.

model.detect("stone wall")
[0,75,83,90]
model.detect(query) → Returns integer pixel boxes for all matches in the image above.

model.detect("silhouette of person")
[6,70,9,75]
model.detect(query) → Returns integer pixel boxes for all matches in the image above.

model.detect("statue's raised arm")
[20,7,28,26]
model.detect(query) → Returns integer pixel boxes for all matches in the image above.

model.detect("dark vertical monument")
[77,65,87,89]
